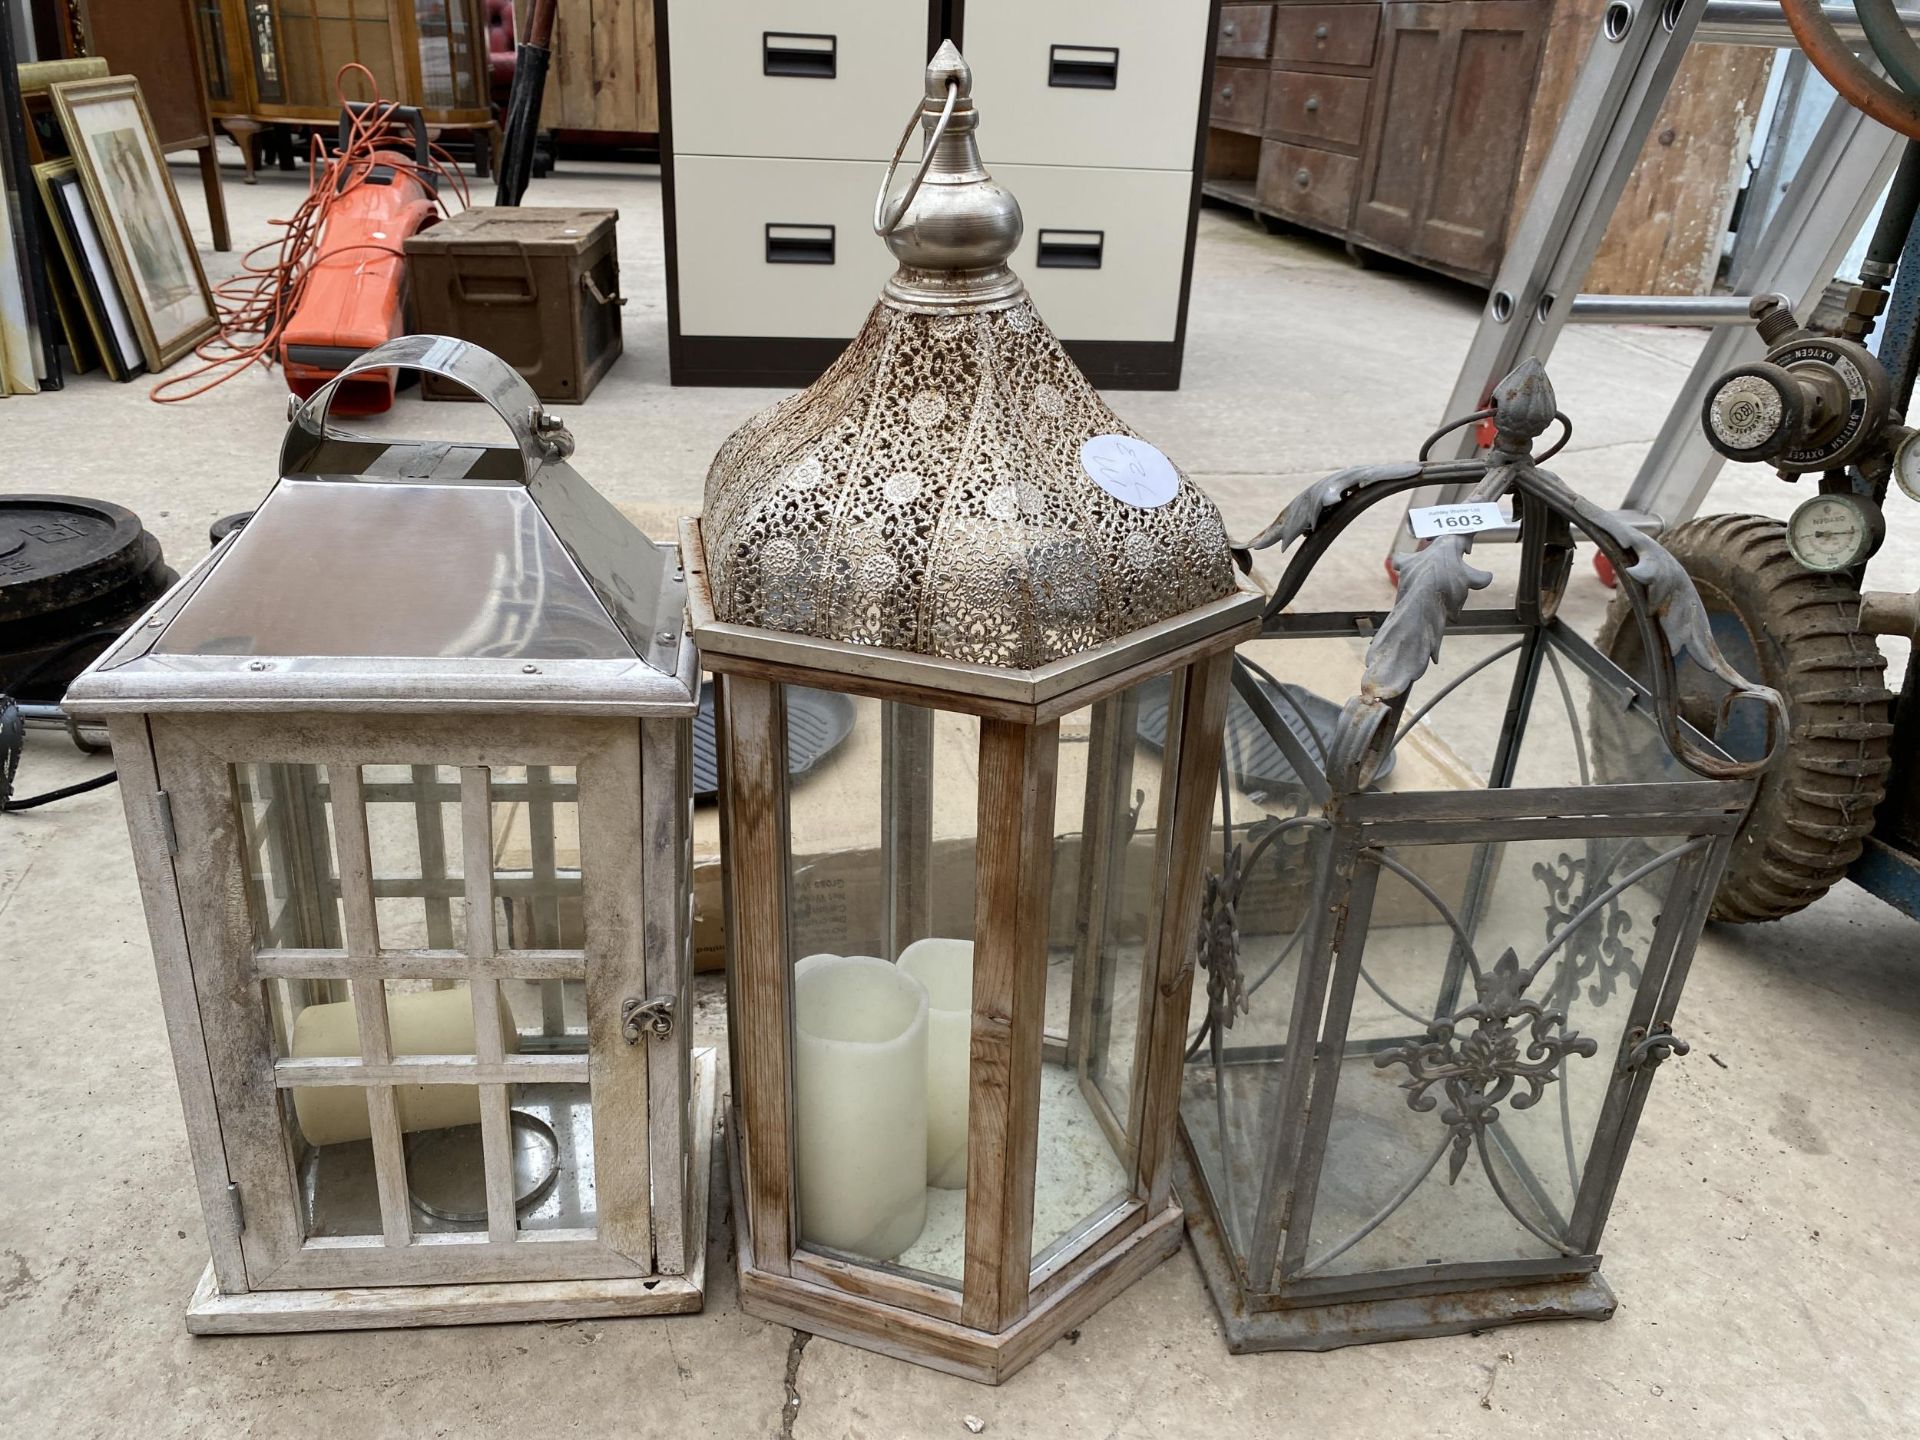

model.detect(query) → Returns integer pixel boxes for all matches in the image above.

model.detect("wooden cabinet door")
[1351,0,1544,282]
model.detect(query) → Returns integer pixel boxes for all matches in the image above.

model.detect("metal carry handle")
[279,335,573,484]
[873,79,959,237]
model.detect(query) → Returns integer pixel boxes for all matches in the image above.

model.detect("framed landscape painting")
[49,76,216,370]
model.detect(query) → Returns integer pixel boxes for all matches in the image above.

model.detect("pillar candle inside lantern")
[793,954,930,1260]
[289,985,520,1146]
[897,937,973,1190]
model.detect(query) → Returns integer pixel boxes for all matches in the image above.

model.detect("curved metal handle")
[278,335,573,484]
[873,79,960,238]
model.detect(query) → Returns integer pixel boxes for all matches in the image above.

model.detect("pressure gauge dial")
[1893,430,1920,503]
[1785,492,1884,572]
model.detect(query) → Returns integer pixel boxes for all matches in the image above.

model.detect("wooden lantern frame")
[684,517,1261,1383]
[67,339,715,1334]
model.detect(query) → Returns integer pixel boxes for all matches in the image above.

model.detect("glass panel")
[1510,629,1707,791]
[270,976,383,1238]
[786,693,977,1285]
[235,763,343,950]
[361,764,466,949]
[415,0,457,106]
[490,766,582,1017]
[288,1086,381,1237]
[197,1,232,101]
[1301,831,1687,1279]
[248,0,284,104]
[1181,795,1329,1276]
[1028,682,1160,1266]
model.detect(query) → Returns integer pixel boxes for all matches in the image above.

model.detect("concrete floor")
[3,151,1919,1438]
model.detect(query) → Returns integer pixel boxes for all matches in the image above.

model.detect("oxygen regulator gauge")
[1893,429,1920,503]
[1785,491,1884,572]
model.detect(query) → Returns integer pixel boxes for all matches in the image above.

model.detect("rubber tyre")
[1595,513,1894,923]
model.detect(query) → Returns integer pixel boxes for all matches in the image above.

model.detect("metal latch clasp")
[621,996,676,1043]
[1623,1021,1689,1072]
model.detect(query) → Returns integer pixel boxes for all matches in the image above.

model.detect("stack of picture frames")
[0,10,56,393]
[16,56,218,384]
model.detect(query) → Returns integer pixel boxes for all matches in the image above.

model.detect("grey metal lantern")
[65,337,715,1334]
[686,45,1262,1383]
[1176,361,1782,1350]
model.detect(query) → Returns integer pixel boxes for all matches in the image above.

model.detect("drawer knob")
[1222,83,1235,100]
[1294,168,1311,188]
[1224,20,1237,35]
[1305,95,1320,112]
[1314,22,1330,39]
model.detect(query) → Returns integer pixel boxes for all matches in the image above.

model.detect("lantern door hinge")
[621,995,675,1043]
[155,790,179,856]
[227,1181,245,1233]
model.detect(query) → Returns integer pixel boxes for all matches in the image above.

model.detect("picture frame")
[48,75,216,371]
[17,59,111,166]
[33,159,145,382]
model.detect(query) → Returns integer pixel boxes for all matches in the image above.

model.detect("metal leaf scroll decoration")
[1197,843,1250,1030]
[1375,948,1599,1184]
[1328,537,1492,792]
[1533,850,1641,1007]
[1235,463,1424,566]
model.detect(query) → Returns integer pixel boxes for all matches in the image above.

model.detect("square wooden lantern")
[65,337,716,1334]
[1174,363,1781,1351]
[685,45,1264,1383]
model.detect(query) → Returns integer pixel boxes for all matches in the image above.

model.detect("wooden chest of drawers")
[1200,0,1548,287]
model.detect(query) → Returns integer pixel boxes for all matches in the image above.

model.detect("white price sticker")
[1080,434,1180,509]
[1408,502,1505,539]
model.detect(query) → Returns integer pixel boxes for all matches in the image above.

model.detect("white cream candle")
[290,984,519,1146]
[898,937,974,1190]
[793,954,929,1260]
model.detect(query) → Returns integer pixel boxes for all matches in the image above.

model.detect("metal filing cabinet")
[657,1,1220,389]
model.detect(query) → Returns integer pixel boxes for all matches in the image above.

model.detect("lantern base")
[727,1108,1185,1385]
[1174,1144,1618,1353]
[182,1049,718,1335]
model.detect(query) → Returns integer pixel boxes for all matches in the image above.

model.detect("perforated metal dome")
[698,45,1236,671]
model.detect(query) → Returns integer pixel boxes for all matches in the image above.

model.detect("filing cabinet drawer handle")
[1049,44,1120,89]
[764,31,836,79]
[875,80,960,236]
[766,224,836,265]
[1036,229,1104,269]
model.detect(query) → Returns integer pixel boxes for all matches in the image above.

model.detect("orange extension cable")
[151,64,471,403]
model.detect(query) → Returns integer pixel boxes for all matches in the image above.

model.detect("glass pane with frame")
[361,764,467,950]
[784,690,977,1286]
[1028,680,1166,1268]
[1298,830,1687,1279]
[235,762,344,950]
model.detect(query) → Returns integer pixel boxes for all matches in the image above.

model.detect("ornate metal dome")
[699,43,1236,671]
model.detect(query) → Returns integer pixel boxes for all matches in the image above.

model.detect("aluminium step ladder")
[1392,0,1907,560]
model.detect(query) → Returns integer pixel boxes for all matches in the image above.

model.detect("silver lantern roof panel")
[66,336,698,717]
[697,44,1242,672]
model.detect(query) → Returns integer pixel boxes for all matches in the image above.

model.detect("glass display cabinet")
[686,45,1263,1384]
[192,0,494,180]
[65,336,713,1333]
[1175,361,1782,1350]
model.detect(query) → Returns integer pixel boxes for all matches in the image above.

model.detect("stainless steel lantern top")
[67,336,698,716]
[699,43,1237,671]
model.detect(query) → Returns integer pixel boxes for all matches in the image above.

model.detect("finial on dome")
[927,39,971,97]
